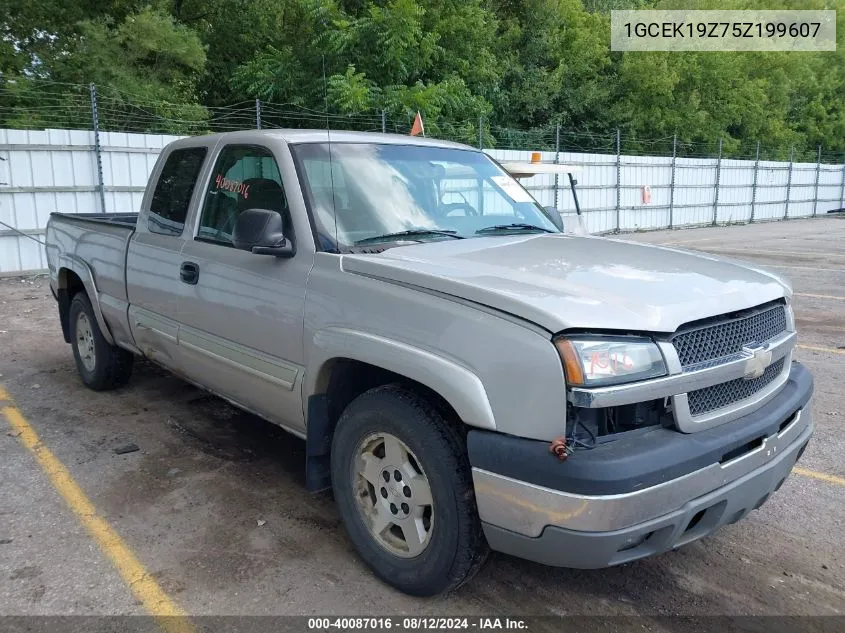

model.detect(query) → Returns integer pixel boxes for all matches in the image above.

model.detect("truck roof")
[166,129,476,151]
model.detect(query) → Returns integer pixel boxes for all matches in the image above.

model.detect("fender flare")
[57,256,116,346]
[305,327,496,431]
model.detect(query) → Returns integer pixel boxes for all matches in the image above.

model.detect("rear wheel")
[331,384,488,596]
[69,293,134,390]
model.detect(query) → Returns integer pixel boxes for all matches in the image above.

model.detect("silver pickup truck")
[46,130,813,596]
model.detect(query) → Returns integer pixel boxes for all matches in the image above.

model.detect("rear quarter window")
[148,147,207,236]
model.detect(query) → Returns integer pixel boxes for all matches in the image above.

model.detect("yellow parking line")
[794,292,845,301]
[798,344,845,356]
[794,467,845,487]
[1,388,193,633]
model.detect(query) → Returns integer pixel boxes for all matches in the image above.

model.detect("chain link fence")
[1,81,844,273]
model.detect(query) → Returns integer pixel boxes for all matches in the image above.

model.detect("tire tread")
[70,293,134,391]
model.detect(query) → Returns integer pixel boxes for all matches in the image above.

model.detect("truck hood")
[341,234,790,333]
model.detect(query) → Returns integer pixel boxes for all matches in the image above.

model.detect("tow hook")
[549,437,568,461]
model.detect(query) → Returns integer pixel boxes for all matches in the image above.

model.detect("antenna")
[323,55,339,251]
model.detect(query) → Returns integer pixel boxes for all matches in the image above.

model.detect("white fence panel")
[818,165,844,214]
[717,159,754,224]
[673,158,717,228]
[789,162,818,218]
[753,162,789,221]
[0,129,187,273]
[0,129,101,272]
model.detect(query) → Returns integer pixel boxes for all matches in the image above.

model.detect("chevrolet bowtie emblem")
[742,344,773,380]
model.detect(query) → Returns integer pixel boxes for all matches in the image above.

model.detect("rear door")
[127,142,213,371]
[177,142,313,433]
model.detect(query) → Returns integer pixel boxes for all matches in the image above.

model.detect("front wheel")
[69,293,134,391]
[331,384,489,596]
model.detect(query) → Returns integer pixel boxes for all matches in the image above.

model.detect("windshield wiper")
[475,223,553,235]
[355,229,464,245]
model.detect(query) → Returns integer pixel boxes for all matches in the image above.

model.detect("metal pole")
[811,145,821,217]
[255,98,262,129]
[669,133,677,229]
[784,146,794,220]
[553,123,561,210]
[615,128,621,232]
[89,83,106,214]
[381,110,386,133]
[750,141,760,223]
[839,152,845,212]
[476,116,484,214]
[712,137,722,225]
[568,172,581,217]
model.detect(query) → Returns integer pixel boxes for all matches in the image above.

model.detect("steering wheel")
[440,202,479,217]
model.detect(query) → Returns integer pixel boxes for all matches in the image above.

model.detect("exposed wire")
[0,218,47,246]
[567,418,598,451]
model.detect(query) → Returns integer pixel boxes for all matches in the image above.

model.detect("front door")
[177,144,311,433]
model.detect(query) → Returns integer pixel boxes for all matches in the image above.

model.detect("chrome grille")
[672,304,787,368]
[687,358,785,416]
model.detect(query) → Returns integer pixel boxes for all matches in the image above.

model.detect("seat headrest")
[239,178,286,213]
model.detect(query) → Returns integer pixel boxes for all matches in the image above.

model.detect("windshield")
[291,143,560,250]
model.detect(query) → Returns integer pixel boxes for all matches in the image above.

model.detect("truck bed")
[45,212,138,318]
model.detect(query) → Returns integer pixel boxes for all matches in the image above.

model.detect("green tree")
[169,0,310,106]
[1,4,208,132]
[54,8,206,100]
[610,0,845,157]
[0,0,842,154]
[490,0,614,131]
[229,0,498,141]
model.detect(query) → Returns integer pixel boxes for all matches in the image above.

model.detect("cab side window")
[148,147,207,236]
[197,146,288,246]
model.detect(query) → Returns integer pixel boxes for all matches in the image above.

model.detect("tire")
[331,384,489,596]
[69,293,134,391]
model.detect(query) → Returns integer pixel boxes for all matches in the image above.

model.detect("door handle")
[180,261,200,285]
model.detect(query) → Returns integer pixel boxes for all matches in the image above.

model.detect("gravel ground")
[0,217,843,623]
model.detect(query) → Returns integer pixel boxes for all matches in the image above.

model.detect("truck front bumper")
[468,362,813,569]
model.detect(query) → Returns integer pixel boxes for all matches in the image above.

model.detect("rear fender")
[57,257,115,346]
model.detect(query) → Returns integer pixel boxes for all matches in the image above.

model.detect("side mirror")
[232,208,295,257]
[543,206,565,232]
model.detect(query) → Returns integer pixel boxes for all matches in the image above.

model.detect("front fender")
[305,327,496,431]
[57,256,115,346]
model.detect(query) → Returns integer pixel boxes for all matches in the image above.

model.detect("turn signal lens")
[554,338,585,385]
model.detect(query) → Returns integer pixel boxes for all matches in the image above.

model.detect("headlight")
[554,336,667,387]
